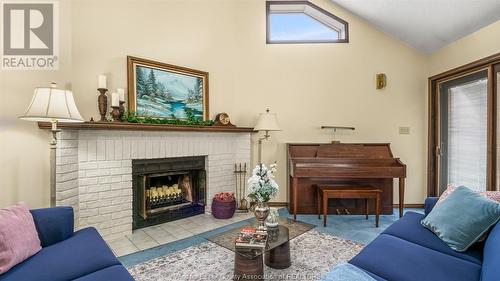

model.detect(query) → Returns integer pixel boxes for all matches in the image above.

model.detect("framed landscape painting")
[127,56,209,120]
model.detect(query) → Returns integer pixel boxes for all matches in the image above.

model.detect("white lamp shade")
[20,87,84,123]
[255,111,281,131]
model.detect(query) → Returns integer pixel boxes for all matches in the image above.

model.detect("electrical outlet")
[399,127,410,135]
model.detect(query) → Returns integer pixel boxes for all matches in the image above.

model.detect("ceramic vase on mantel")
[254,202,270,231]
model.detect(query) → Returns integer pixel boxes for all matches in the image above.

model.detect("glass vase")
[254,202,270,231]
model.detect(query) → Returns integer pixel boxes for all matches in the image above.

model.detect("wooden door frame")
[428,52,500,196]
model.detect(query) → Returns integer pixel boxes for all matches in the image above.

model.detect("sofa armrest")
[424,197,439,216]
[30,206,74,247]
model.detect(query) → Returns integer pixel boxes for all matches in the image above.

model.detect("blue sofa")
[348,197,500,281]
[0,207,134,281]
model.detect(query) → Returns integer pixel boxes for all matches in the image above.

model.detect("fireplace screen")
[132,157,206,229]
[139,172,195,218]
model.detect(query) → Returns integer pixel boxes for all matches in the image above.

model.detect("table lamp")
[254,109,281,164]
[19,82,84,206]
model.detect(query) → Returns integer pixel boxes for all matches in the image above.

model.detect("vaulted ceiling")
[330,0,500,53]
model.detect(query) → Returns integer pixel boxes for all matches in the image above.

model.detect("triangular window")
[266,1,349,44]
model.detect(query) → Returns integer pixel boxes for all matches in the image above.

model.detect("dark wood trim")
[428,51,500,196]
[427,77,438,197]
[393,204,424,209]
[38,121,255,133]
[487,66,496,190]
[127,56,210,120]
[265,1,349,44]
[429,52,500,81]
[268,202,288,207]
[495,64,500,191]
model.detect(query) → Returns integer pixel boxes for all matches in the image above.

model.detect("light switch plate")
[399,127,410,135]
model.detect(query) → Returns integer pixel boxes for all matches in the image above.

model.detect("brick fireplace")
[53,128,251,241]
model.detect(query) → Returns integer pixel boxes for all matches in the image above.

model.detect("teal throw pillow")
[421,186,500,252]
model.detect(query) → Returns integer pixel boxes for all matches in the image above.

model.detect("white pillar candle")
[98,75,107,89]
[111,92,119,107]
[117,88,125,102]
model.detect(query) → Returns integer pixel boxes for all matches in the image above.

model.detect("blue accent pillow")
[421,186,500,252]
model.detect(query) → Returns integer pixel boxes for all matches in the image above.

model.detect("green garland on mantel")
[121,110,214,126]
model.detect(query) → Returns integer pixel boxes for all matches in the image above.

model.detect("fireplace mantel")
[38,121,255,133]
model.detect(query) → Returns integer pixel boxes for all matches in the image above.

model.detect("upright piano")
[287,143,406,220]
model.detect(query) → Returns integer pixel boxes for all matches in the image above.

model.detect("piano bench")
[315,185,382,227]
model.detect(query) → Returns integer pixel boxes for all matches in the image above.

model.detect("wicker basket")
[211,198,236,219]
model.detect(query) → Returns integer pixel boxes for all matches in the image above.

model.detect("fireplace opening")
[132,156,206,230]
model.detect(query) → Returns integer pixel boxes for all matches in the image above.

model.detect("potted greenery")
[247,163,279,230]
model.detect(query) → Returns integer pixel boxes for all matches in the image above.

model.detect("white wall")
[1,0,429,208]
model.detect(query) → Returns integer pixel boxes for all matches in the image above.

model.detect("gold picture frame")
[127,56,209,120]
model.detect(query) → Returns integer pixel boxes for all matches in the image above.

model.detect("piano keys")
[287,143,406,220]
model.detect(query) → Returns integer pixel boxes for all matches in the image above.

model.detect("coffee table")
[207,217,315,280]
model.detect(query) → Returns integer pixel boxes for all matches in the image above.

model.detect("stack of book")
[235,227,268,249]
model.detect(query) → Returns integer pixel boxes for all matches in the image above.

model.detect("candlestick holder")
[119,101,126,119]
[97,88,108,122]
[111,106,121,122]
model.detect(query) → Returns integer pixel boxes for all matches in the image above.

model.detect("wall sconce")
[376,73,387,90]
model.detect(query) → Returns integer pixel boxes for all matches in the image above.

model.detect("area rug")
[128,230,364,281]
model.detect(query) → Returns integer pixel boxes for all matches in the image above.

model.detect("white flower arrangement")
[247,163,279,203]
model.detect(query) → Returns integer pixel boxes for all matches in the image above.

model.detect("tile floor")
[119,207,424,267]
[107,212,254,257]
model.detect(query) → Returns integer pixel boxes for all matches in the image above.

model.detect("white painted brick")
[106,140,115,160]
[87,184,111,193]
[120,203,132,211]
[86,214,111,224]
[130,140,138,158]
[98,176,122,184]
[98,161,122,169]
[80,209,99,218]
[79,162,98,170]
[85,169,100,178]
[121,189,132,196]
[114,140,123,160]
[79,178,98,187]
[109,167,131,175]
[99,191,116,200]
[137,140,146,158]
[56,171,78,183]
[80,193,99,202]
[56,188,78,200]
[87,140,97,161]
[111,181,131,190]
[145,140,153,158]
[97,140,106,160]
[57,155,78,165]
[159,140,166,157]
[57,179,78,191]
[99,205,116,215]
[121,174,132,181]
[59,140,78,148]
[56,164,78,174]
[97,169,111,176]
[152,139,160,157]
[78,140,87,162]
[61,131,79,140]
[122,139,131,159]
[111,210,130,220]
[121,160,132,167]
[78,170,86,178]
[57,148,77,157]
